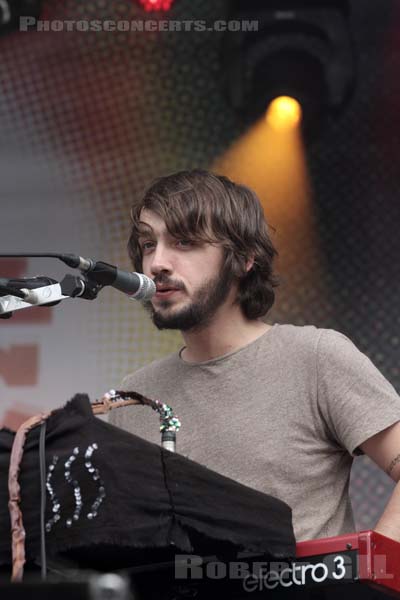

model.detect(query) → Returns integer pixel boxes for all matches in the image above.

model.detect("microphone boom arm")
[0,274,100,317]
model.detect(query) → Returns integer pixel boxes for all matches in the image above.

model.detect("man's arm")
[360,421,400,540]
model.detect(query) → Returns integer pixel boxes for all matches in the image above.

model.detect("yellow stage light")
[212,112,330,314]
[266,96,302,130]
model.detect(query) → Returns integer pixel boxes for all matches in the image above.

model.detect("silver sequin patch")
[45,443,106,533]
[64,446,82,527]
[84,443,106,520]
[45,455,61,532]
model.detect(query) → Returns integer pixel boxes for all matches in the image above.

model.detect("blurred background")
[0,0,399,532]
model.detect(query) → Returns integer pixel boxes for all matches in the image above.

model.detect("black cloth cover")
[0,394,295,571]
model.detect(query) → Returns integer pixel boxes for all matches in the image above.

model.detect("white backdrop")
[0,153,117,427]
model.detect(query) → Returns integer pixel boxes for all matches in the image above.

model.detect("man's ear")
[245,256,255,273]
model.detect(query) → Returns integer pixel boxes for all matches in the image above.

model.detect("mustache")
[153,274,185,291]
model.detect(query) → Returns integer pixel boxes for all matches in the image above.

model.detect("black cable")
[0,253,63,258]
[0,253,81,268]
[0,284,26,298]
[39,421,47,579]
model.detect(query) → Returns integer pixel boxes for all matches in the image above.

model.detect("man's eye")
[141,242,155,251]
[176,240,193,247]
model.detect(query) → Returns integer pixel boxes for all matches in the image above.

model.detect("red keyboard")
[291,530,400,597]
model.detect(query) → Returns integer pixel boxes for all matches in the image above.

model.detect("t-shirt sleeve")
[316,329,400,456]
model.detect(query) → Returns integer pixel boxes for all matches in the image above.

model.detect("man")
[110,169,400,542]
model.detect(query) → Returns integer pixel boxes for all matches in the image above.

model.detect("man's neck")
[180,310,272,363]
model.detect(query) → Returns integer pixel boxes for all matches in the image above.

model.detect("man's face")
[138,209,237,331]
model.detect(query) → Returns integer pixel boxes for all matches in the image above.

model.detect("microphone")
[0,254,156,302]
[0,265,156,303]
[68,258,156,301]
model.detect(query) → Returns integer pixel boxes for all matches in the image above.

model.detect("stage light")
[138,0,174,12]
[266,96,302,130]
[222,0,355,138]
[0,0,41,35]
[212,113,325,308]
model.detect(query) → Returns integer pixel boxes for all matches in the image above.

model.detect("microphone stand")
[0,274,103,319]
[0,251,156,317]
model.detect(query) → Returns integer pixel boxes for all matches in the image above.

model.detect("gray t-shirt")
[109,324,400,541]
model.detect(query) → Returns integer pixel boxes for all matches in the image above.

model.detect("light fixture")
[138,0,175,12]
[0,0,41,35]
[222,0,355,137]
[266,96,302,130]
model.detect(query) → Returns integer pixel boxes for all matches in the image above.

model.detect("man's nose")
[149,245,173,276]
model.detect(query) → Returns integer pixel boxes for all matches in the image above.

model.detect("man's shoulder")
[273,324,351,360]
[121,352,180,391]
[274,323,332,346]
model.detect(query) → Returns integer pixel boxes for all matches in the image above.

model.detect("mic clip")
[60,274,102,301]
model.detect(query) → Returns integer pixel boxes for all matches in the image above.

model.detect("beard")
[144,263,236,332]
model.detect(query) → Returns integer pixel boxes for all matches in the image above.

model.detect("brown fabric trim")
[92,390,165,414]
[8,412,51,582]
[91,396,142,415]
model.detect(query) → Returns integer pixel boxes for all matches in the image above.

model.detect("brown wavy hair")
[128,169,278,319]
